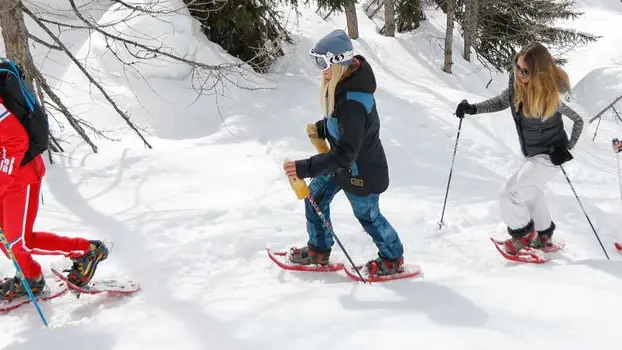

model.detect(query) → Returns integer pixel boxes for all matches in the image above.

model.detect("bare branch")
[3,0,284,157]
[67,0,239,72]
[589,95,622,123]
[33,69,99,153]
[111,0,197,15]
[28,33,62,50]
[32,15,93,29]
[183,0,232,19]
[23,4,153,149]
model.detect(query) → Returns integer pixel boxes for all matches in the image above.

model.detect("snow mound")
[50,0,263,141]
[91,0,237,80]
[572,66,622,120]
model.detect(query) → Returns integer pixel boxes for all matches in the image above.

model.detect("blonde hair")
[513,43,570,120]
[320,64,350,116]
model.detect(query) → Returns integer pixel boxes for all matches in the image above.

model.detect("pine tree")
[183,0,290,73]
[395,0,424,32]
[184,0,356,73]
[456,0,599,71]
[316,0,355,11]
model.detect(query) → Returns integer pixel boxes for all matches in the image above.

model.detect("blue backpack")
[0,58,49,165]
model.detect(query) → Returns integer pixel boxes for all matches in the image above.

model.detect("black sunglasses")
[515,62,530,77]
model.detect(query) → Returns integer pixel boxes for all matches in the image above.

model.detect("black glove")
[315,120,326,139]
[455,99,477,119]
[550,146,573,165]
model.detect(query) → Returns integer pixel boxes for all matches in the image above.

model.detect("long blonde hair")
[320,63,350,116]
[513,43,570,120]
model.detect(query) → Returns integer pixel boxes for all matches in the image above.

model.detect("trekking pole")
[613,139,622,205]
[560,165,610,260]
[286,172,367,283]
[0,229,49,326]
[438,116,463,230]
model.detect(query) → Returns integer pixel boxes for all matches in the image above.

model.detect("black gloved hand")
[550,146,573,165]
[455,99,477,119]
[315,120,326,139]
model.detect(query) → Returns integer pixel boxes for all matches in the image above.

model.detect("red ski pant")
[0,181,91,279]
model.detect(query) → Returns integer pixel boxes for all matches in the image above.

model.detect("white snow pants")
[499,154,560,232]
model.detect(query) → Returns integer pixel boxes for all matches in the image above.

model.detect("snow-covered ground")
[1,0,622,349]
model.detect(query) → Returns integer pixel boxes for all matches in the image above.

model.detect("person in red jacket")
[0,96,108,302]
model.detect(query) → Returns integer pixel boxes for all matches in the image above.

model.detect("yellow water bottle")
[284,159,310,200]
[306,123,329,154]
[288,176,310,200]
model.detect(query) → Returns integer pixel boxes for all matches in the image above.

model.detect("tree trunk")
[443,0,455,73]
[471,0,478,51]
[463,0,479,61]
[384,0,395,37]
[345,2,359,39]
[438,0,447,13]
[463,0,472,61]
[0,0,37,90]
[416,0,424,21]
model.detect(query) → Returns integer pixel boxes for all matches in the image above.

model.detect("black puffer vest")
[507,75,569,157]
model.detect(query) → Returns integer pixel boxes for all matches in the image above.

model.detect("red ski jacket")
[0,96,45,198]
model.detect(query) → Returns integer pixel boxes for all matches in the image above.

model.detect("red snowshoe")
[343,256,422,282]
[266,248,344,272]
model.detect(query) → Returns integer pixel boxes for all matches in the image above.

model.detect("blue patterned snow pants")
[305,175,404,260]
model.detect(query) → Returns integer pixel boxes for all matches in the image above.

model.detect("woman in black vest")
[455,43,585,255]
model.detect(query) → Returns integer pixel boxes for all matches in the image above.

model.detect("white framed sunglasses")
[309,48,354,71]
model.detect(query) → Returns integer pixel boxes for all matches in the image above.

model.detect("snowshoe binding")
[64,240,109,288]
[491,230,550,264]
[343,255,422,283]
[266,245,343,272]
[0,275,46,302]
[287,245,331,266]
[365,256,405,277]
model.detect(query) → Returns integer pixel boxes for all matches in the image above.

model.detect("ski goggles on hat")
[309,48,354,71]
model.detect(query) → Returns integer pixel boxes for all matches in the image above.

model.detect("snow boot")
[534,222,556,249]
[64,240,109,287]
[503,221,539,255]
[365,255,404,277]
[0,275,45,302]
[287,244,331,266]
